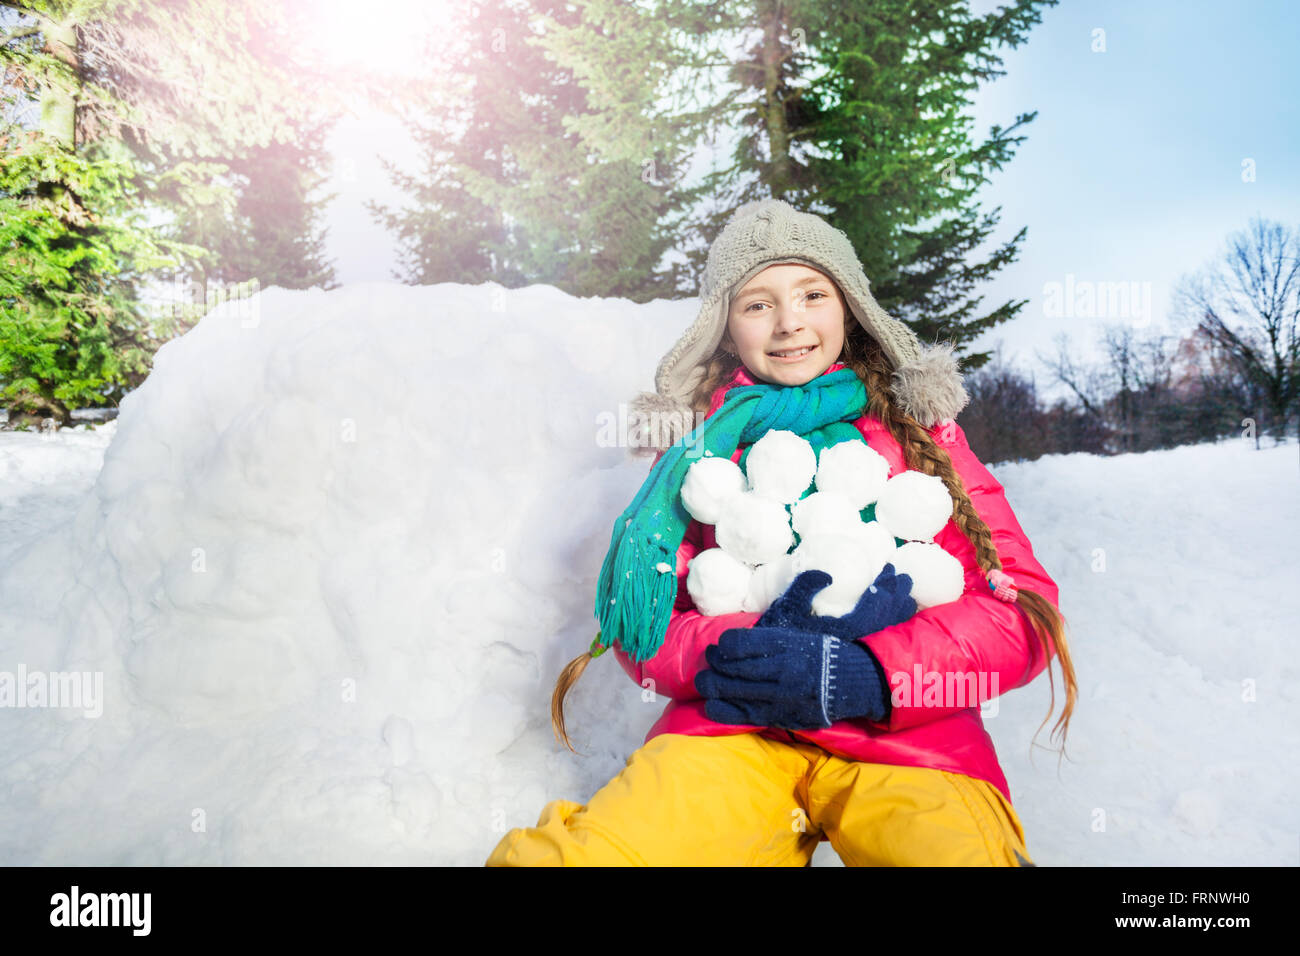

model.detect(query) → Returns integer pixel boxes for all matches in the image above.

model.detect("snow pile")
[0,281,684,864]
[0,279,1295,866]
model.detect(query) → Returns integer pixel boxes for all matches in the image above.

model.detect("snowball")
[788,534,879,617]
[714,491,795,565]
[790,491,862,539]
[744,430,817,504]
[840,520,898,581]
[874,471,953,542]
[681,455,747,524]
[890,541,965,609]
[815,440,892,508]
[686,547,752,616]
[742,553,797,615]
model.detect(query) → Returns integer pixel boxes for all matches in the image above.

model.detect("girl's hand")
[694,625,890,729]
[757,566,917,640]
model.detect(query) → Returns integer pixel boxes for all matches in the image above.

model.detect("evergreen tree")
[374,0,1056,349]
[370,0,711,300]
[81,0,345,313]
[686,0,1058,368]
[0,0,344,424]
[1,0,200,425]
[170,113,340,298]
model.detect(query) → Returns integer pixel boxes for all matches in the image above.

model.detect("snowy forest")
[1,0,1297,869]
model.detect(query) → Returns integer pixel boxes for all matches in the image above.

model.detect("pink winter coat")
[613,362,1061,804]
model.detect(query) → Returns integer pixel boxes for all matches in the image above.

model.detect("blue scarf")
[594,367,869,663]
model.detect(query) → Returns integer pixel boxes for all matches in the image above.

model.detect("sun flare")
[302,0,453,77]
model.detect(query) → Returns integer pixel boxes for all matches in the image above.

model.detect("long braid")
[847,324,1078,758]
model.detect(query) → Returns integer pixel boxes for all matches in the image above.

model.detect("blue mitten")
[758,565,917,639]
[694,625,891,729]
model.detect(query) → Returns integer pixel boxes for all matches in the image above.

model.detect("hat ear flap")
[890,343,970,428]
[626,391,696,458]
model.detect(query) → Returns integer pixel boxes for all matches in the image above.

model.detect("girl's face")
[723,264,848,386]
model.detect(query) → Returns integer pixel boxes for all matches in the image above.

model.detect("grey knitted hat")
[628,198,969,455]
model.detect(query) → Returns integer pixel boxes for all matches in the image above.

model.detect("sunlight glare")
[303,0,453,78]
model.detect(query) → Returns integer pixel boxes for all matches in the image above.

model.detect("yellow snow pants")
[485,732,1034,866]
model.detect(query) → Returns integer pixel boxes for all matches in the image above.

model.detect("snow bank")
[0,281,685,864]
[987,438,1300,865]
[0,280,1295,865]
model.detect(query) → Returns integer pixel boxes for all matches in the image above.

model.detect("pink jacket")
[613,362,1061,804]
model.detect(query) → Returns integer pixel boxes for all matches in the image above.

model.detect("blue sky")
[961,0,1300,379]
[321,0,1300,383]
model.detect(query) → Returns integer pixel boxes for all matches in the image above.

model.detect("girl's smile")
[767,344,818,361]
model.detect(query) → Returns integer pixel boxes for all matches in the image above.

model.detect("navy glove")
[694,625,891,729]
[757,565,917,638]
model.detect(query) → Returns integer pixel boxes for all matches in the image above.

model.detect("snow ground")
[0,281,1295,866]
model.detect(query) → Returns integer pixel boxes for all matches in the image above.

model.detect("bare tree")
[1099,324,1181,450]
[1171,216,1300,451]
[1038,331,1108,418]
[1038,324,1192,454]
[960,344,1051,463]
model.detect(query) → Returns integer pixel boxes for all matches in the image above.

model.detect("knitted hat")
[629,199,969,454]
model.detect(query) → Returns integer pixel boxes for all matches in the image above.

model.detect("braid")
[847,324,1078,761]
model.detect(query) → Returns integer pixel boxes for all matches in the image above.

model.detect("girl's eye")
[745,291,825,312]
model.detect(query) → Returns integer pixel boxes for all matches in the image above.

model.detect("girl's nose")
[774,301,805,332]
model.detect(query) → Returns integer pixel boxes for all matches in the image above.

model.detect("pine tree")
[81,0,345,314]
[685,0,1058,368]
[1,0,198,426]
[0,0,345,424]
[171,113,340,297]
[374,0,1056,348]
[370,0,711,300]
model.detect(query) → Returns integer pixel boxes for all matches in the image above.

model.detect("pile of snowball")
[681,430,966,619]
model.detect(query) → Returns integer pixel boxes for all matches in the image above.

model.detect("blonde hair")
[553,301,1077,761]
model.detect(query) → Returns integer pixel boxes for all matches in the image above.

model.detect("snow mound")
[0,282,686,864]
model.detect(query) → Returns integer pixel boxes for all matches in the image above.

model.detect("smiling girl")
[486,199,1076,867]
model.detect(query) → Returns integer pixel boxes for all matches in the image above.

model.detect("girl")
[485,199,1076,867]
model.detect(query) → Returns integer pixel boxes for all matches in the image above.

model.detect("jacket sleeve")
[611,454,761,700]
[858,421,1062,732]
